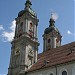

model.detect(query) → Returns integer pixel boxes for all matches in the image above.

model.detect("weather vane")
[50,9,54,19]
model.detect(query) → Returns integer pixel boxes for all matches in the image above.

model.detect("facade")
[7,0,75,75]
[27,42,75,75]
[8,0,39,75]
[43,15,62,52]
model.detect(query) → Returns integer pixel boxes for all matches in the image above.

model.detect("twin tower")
[8,0,62,75]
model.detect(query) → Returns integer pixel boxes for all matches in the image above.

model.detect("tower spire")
[49,12,55,27]
[25,0,32,9]
[43,13,62,52]
[51,11,53,19]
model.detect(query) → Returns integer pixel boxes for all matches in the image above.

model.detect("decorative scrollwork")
[28,48,34,57]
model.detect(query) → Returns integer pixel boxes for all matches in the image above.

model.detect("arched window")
[48,39,50,43]
[20,22,23,30]
[47,71,54,75]
[50,73,53,75]
[62,71,67,75]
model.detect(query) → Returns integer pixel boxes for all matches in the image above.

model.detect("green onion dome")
[44,26,60,34]
[44,18,60,34]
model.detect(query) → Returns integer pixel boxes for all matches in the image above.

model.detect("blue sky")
[0,0,75,74]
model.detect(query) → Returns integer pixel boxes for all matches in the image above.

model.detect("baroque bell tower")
[43,14,62,52]
[8,0,39,75]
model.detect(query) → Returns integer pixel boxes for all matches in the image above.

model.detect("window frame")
[48,39,51,43]
[47,71,54,75]
[59,68,68,75]
[62,71,67,75]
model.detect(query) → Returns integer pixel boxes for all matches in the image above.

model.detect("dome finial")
[50,9,54,19]
[25,0,32,9]
[49,12,55,27]
[51,11,53,19]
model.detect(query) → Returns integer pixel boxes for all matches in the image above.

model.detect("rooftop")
[27,42,75,72]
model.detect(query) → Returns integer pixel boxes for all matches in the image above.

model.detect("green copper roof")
[44,26,60,34]
[44,17,60,34]
[28,8,37,16]
[18,10,25,17]
[18,0,37,17]
[18,8,37,17]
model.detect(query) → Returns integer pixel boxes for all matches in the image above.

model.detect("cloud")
[52,12,58,21]
[2,20,16,42]
[0,25,4,30]
[67,30,72,35]
[10,20,16,32]
[67,30,75,36]
[2,31,14,42]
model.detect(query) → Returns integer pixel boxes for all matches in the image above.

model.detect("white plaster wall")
[27,63,75,75]
[72,64,75,75]
[27,67,56,75]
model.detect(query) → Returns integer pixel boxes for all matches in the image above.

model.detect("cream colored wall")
[27,68,56,75]
[27,63,75,75]
[72,63,75,75]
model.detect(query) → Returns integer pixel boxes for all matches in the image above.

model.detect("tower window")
[28,22,33,38]
[29,22,33,31]
[62,71,67,75]
[18,22,23,37]
[56,38,59,43]
[30,22,33,29]
[48,39,50,43]
[20,22,23,28]
[19,22,23,30]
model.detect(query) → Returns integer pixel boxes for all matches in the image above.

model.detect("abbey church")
[7,0,75,75]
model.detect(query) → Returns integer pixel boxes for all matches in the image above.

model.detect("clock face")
[28,48,34,57]
[15,48,20,55]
